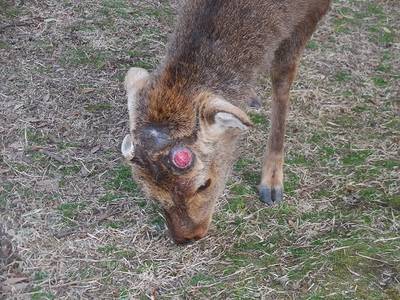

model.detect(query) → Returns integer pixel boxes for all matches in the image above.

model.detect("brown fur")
[122,0,331,244]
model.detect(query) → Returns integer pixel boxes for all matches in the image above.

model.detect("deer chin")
[163,208,212,245]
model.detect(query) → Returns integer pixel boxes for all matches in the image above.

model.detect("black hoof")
[259,186,283,205]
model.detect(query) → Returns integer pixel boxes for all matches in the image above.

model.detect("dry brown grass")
[1,0,399,299]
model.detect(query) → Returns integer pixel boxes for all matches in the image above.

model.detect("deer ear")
[121,134,135,161]
[124,67,150,130]
[201,95,252,135]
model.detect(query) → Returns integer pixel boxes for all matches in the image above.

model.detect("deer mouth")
[163,209,210,245]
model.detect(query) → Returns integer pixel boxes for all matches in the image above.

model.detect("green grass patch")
[102,0,127,9]
[331,114,356,128]
[107,165,141,194]
[227,197,246,213]
[187,274,214,286]
[0,41,11,50]
[84,102,113,111]
[377,64,392,73]
[334,71,350,81]
[0,194,6,207]
[98,193,121,203]
[341,149,372,165]
[341,90,353,96]
[114,250,136,259]
[283,173,300,197]
[352,104,371,112]
[387,197,400,211]
[248,112,269,130]
[230,184,253,196]
[9,162,29,172]
[58,202,85,226]
[30,286,55,300]
[374,158,400,169]
[354,167,380,181]
[0,0,21,18]
[26,129,50,145]
[98,244,117,254]
[58,141,80,150]
[60,165,80,176]
[241,170,261,187]
[372,76,389,88]
[367,4,385,16]
[234,157,255,170]
[73,24,96,31]
[33,271,48,281]
[286,154,310,166]
[358,188,381,202]
[104,221,125,229]
[307,41,320,50]
[62,46,113,69]
[152,215,165,229]
[379,32,394,44]
[315,188,333,199]
[309,131,330,144]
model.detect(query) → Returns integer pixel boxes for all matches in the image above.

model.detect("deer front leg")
[259,65,297,205]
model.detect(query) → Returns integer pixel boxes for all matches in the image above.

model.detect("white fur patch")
[121,134,135,160]
[209,112,249,135]
[124,67,149,91]
[124,67,149,131]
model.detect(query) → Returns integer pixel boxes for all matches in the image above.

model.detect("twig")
[356,252,389,264]
[373,237,400,243]
[51,276,103,288]
[346,267,365,278]
[0,22,33,33]
[52,212,119,238]
[39,149,65,164]
[53,229,85,239]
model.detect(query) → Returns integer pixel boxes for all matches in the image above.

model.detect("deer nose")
[163,209,210,244]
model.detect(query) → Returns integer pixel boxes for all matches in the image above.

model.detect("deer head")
[121,67,251,244]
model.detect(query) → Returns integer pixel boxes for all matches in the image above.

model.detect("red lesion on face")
[172,149,192,168]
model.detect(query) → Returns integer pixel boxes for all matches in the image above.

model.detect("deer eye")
[197,179,211,193]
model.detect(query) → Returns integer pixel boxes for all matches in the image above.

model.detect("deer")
[121,0,331,244]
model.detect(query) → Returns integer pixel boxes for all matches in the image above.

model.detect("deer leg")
[259,29,313,205]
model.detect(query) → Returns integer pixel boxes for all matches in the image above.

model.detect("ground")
[0,0,399,299]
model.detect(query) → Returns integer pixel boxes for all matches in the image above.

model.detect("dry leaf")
[44,18,59,23]
[14,103,24,110]
[36,179,59,192]
[2,277,28,285]
[0,168,9,174]
[288,219,298,230]
[80,166,91,177]
[382,27,391,34]
[90,145,101,154]
[80,88,95,94]
[43,92,50,102]
[1,282,29,293]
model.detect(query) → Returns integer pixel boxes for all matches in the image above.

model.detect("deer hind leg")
[259,19,322,205]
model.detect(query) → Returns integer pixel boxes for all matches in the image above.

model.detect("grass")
[1,0,399,299]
